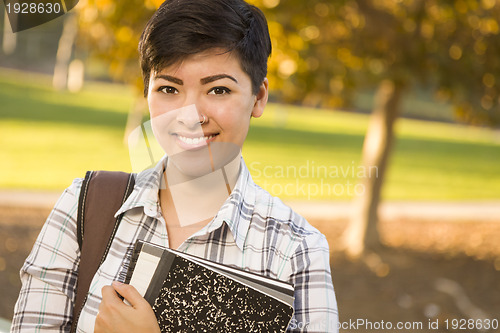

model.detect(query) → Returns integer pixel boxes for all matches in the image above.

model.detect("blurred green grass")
[1,68,499,200]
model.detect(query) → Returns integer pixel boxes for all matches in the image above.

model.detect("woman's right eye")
[159,86,178,94]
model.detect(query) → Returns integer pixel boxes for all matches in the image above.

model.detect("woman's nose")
[175,104,205,129]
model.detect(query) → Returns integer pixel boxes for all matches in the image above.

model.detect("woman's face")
[147,49,268,177]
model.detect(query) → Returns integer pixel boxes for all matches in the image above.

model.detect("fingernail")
[112,281,123,287]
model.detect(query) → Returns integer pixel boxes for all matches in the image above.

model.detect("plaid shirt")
[12,158,338,332]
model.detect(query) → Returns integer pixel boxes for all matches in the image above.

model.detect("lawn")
[1,68,499,200]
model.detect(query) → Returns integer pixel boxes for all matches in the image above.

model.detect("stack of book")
[125,240,295,332]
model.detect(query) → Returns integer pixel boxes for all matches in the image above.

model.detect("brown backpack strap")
[71,171,135,332]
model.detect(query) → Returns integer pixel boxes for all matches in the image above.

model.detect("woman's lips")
[174,133,218,150]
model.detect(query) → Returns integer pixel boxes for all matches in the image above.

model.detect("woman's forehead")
[151,50,247,80]
[158,49,237,71]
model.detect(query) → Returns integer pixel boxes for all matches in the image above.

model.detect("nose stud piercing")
[200,114,207,125]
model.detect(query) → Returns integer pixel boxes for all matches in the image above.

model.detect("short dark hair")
[139,0,272,97]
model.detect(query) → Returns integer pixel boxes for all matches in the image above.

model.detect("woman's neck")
[159,153,241,231]
[164,152,241,194]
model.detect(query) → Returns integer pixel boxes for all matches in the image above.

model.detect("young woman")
[12,0,338,331]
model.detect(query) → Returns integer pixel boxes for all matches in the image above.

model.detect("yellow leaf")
[449,44,462,60]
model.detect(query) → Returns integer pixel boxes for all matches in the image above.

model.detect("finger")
[94,311,107,333]
[101,285,123,305]
[111,281,147,308]
[97,286,120,332]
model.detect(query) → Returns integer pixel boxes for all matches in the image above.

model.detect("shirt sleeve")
[287,232,339,333]
[11,178,83,332]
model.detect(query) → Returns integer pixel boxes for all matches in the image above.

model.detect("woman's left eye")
[158,86,178,94]
[208,87,231,95]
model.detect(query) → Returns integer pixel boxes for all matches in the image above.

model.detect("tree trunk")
[343,79,404,258]
[67,59,85,92]
[2,11,17,55]
[53,13,78,90]
[123,95,147,145]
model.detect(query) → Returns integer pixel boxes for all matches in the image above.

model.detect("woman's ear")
[251,78,269,118]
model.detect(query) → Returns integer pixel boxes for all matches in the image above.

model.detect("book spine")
[143,249,176,306]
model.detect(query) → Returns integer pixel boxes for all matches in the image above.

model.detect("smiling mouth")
[170,132,220,150]
[177,134,216,145]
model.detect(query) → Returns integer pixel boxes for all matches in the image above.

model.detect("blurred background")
[1,0,500,332]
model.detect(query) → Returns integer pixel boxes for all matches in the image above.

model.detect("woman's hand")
[95,281,161,333]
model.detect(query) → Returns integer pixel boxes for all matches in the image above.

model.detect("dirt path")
[1,194,500,332]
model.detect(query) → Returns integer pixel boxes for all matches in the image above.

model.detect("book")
[124,240,295,332]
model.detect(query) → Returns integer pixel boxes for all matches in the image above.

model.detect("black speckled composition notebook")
[124,240,295,333]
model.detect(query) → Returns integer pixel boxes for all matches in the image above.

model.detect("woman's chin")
[167,142,241,179]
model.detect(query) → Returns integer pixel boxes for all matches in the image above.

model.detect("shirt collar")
[115,156,257,251]
[203,158,256,250]
[114,157,166,219]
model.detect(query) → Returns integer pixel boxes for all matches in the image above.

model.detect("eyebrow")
[154,73,238,85]
[155,74,183,85]
[200,74,238,85]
